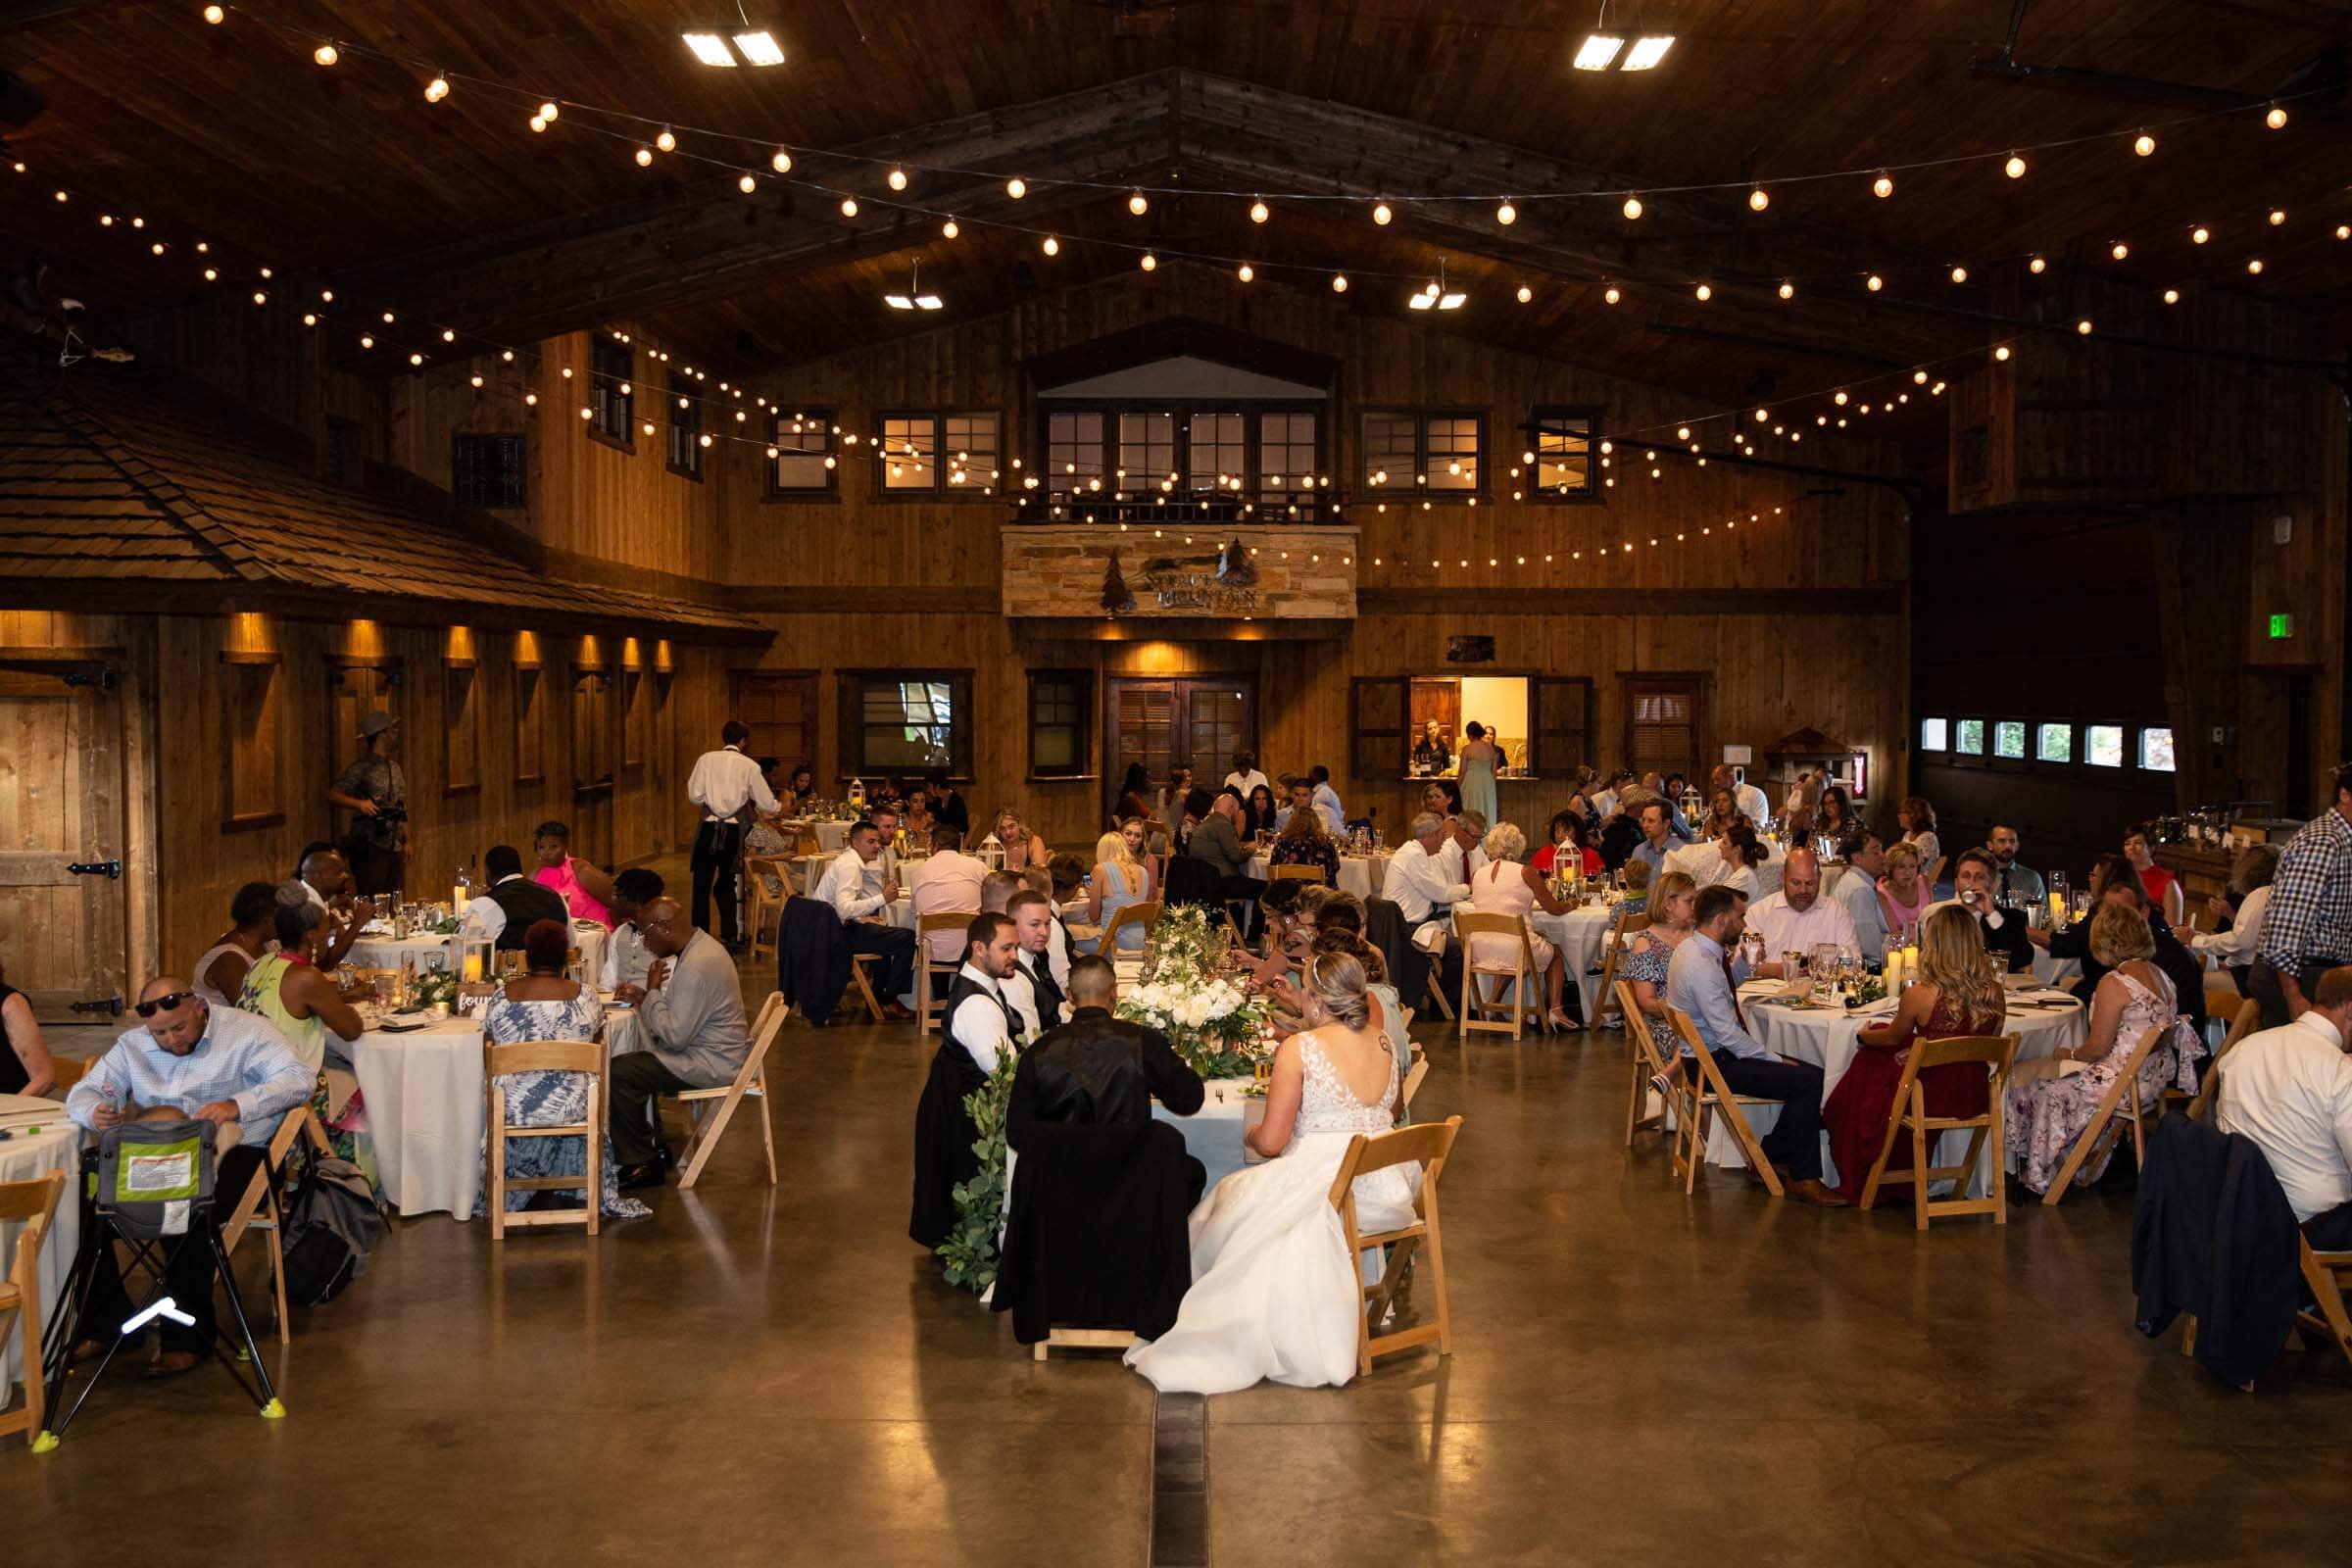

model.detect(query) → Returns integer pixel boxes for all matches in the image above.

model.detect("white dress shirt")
[1386,839,1471,926]
[67,1004,313,1148]
[1735,782,1771,828]
[1592,790,1618,821]
[687,743,779,823]
[1046,914,1072,990]
[1004,951,1057,1040]
[464,872,534,942]
[909,850,988,961]
[2191,884,2272,968]
[813,845,887,922]
[1746,889,1859,960]
[947,963,1015,1074]
[1222,768,1269,799]
[1312,781,1346,828]
[2216,1009,2352,1222]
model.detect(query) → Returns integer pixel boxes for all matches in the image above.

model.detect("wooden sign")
[1002,525,1357,631]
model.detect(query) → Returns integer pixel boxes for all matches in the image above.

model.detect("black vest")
[1018,950,1064,1035]
[944,972,1020,1078]
[487,876,569,950]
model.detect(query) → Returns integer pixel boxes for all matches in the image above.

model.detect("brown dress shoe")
[145,1349,202,1379]
[1784,1178,1851,1208]
[880,1002,917,1022]
[71,1337,109,1366]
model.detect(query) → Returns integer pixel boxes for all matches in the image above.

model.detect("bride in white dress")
[1127,951,1422,1395]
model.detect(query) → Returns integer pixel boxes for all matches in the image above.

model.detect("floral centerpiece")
[1116,905,1275,1080]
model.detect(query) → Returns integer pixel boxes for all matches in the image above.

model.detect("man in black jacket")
[1186,788,1266,939]
[1946,849,2036,974]
[1006,956,1205,1136]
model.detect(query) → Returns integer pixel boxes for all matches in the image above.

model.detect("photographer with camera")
[329,710,408,896]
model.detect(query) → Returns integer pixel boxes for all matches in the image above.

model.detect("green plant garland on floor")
[937,1053,1018,1292]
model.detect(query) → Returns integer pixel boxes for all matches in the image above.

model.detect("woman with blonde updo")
[1128,949,1424,1395]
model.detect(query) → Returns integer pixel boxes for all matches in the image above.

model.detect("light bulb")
[302,313,316,326]
[1127,190,1149,216]
[1516,283,1532,303]
[424,74,449,102]
[941,219,958,238]
[635,147,653,167]
[2030,255,2047,273]
[887,167,907,190]
[1603,284,1621,305]
[2133,132,2155,156]
[1005,176,1026,199]
[1238,263,1254,282]
[203,3,222,20]
[359,333,372,348]
[2077,318,2092,335]
[2266,105,2287,129]
[1042,235,1059,256]
[656,127,676,152]
[1873,172,1893,199]
[1622,195,1642,220]
[1748,186,1769,211]
[1914,369,1929,384]
[2270,208,2286,226]
[1835,390,1850,407]
[1250,198,1269,223]
[2339,225,2352,240]
[1950,265,1968,283]
[1694,281,1712,300]
[1994,345,2011,361]
[1373,200,1393,224]
[2191,224,2209,244]
[538,101,560,122]
[2111,241,2129,260]
[770,150,792,173]
[1497,200,1516,224]
[738,173,756,194]
[2163,288,2180,304]
[1866,273,1884,291]
[314,43,337,66]
[2247,258,2264,274]
[2004,153,2026,178]
[1140,252,1157,270]
[839,196,858,217]
[1331,274,1348,292]
[524,392,537,406]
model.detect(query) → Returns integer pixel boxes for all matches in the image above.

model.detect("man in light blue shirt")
[1661,887,1844,1204]
[65,979,314,1375]
[1834,832,1891,963]
[1309,765,1347,833]
[1630,801,1682,883]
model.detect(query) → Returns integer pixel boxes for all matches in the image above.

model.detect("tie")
[1722,951,1747,1030]
[1999,866,2012,901]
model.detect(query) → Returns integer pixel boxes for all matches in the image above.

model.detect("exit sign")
[2269,612,2294,639]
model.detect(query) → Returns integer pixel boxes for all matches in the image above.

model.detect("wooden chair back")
[1924,855,1948,889]
[1100,900,1162,954]
[219,1104,334,1344]
[1398,1057,1430,1116]
[1452,910,1537,1042]
[1327,1116,1463,1378]
[2187,999,2263,1123]
[1664,1006,1786,1197]
[1617,980,1692,1165]
[2298,1238,2352,1372]
[0,1168,66,1446]
[2202,986,2242,1027]
[2040,1024,2166,1204]
[1271,862,1326,883]
[914,910,977,1034]
[484,1038,606,1239]
[1592,911,1648,1028]
[1856,1033,2020,1229]
[670,991,786,1190]
[745,857,791,960]
[47,1055,88,1092]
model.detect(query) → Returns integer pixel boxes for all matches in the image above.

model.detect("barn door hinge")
[71,996,124,1016]
[62,666,118,691]
[68,859,122,879]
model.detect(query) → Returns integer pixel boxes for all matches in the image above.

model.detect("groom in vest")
[909,911,1025,1250]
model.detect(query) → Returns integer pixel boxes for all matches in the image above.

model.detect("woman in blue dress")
[1456,720,1500,826]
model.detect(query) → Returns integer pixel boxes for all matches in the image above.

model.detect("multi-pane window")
[590,337,633,447]
[1993,721,2028,760]
[2036,723,2073,762]
[1359,412,1417,490]
[1049,411,1104,502]
[1954,719,1986,756]
[768,409,834,496]
[880,414,938,492]
[1531,407,1599,500]
[845,671,971,775]
[452,433,526,508]
[2139,727,2176,771]
[944,412,1000,491]
[1258,411,1318,506]
[1920,718,1948,752]
[1121,412,1176,492]
[1360,411,1483,495]
[2085,725,2125,767]
[1187,412,1245,495]
[1426,416,1482,491]
[1027,671,1092,777]
[666,375,703,478]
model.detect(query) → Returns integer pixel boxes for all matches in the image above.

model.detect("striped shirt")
[65,1003,314,1148]
[2259,808,2352,973]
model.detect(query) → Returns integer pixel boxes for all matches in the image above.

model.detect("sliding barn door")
[0,659,129,1022]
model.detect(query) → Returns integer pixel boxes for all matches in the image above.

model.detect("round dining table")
[1246,851,1392,901]
[0,1102,79,1394]
[1524,904,1631,1020]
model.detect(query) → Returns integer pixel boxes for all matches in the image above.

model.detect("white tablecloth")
[1246,852,1392,901]
[1527,905,1628,1019]
[348,920,607,986]
[1154,1081,1264,1195]
[350,1018,488,1219]
[780,818,851,855]
[0,1103,78,1394]
[1702,982,2087,1187]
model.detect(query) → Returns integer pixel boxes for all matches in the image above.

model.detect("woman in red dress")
[1822,905,2007,1202]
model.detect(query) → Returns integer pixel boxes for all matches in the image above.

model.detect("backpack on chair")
[279,1156,384,1305]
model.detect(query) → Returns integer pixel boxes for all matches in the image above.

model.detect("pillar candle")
[463,951,484,983]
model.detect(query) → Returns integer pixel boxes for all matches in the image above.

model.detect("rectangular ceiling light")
[1407,292,1435,310]
[1439,292,1467,310]
[732,29,785,66]
[1573,33,1624,70]
[914,294,945,311]
[1622,35,1675,70]
[682,30,737,66]
[884,293,913,311]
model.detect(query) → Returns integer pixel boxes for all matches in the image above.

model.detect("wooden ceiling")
[5,0,2349,410]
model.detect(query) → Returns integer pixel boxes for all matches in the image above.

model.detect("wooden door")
[570,669,614,865]
[1625,675,1705,782]
[1104,675,1254,821]
[0,659,129,1023]
[733,670,818,774]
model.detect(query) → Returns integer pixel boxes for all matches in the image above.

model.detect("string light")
[1331,274,1348,292]
[1693,281,1712,301]
[1872,172,1893,199]
[2247,258,2264,274]
[424,74,450,103]
[887,167,907,190]
[1747,187,1769,211]
[1140,252,1157,270]
[769,150,792,173]
[2004,153,2027,178]
[2076,318,2093,335]
[1005,176,1026,199]
[941,218,959,238]
[1041,235,1059,256]
[1949,265,1968,283]
[656,127,677,152]
[2338,225,2351,241]
[1127,190,1149,216]
[2133,131,2156,157]
[1496,200,1517,224]
[1372,200,1393,225]
[1778,280,1794,300]
[1994,345,2011,361]
[738,173,756,194]
[313,42,338,66]
[538,101,560,122]
[1621,196,1643,220]
[1866,273,1884,291]
[2110,241,2129,260]
[839,196,858,217]
[2269,208,2286,226]
[635,147,653,167]
[2030,255,2047,273]
[2266,105,2288,129]
[1516,283,1533,303]
[1250,198,1269,223]
[202,3,222,20]
[1238,262,1254,281]
[2190,224,2210,244]
[1602,284,1621,304]
[2163,287,2180,304]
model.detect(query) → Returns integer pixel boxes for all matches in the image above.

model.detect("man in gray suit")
[609,897,750,1190]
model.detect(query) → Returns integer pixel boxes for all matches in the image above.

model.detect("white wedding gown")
[1126,1030,1422,1394]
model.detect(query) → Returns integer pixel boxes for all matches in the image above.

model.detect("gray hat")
[358,710,396,738]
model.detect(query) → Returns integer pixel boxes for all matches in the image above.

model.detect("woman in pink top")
[1876,840,1934,946]
[1465,821,1579,1033]
[533,819,615,928]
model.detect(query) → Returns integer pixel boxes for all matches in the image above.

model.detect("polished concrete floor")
[7,948,2349,1565]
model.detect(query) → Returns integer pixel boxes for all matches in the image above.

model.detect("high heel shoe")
[1547,1009,1580,1033]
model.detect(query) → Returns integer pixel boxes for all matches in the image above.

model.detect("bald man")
[1745,848,1858,976]
[609,899,751,1190]
[66,977,312,1375]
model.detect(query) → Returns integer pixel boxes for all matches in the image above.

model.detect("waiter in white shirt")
[2216,964,2352,1248]
[1222,749,1270,800]
[686,719,777,952]
[1712,762,1771,831]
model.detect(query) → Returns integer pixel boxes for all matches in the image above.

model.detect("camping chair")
[1329,1116,1462,1378]
[2187,999,2262,1123]
[1855,1034,2021,1229]
[1100,900,1162,955]
[745,857,790,960]
[484,1039,607,1240]
[0,1169,66,1447]
[1616,981,1691,1154]
[220,1105,335,1344]
[1664,1006,1787,1197]
[667,992,786,1190]
[1592,911,1647,1029]
[1452,911,1538,1041]
[2040,1025,2167,1205]
[914,910,976,1034]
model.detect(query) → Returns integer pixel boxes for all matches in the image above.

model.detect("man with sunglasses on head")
[64,978,312,1378]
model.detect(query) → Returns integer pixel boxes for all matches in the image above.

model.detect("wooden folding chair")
[0,1169,65,1446]
[1270,863,1325,883]
[1665,1006,1786,1197]
[2296,1237,2352,1372]
[1924,856,1948,890]
[2040,1025,2167,1205]
[47,1056,88,1092]
[1399,1057,1430,1114]
[1453,911,1537,1041]
[1100,900,1162,954]
[484,1038,607,1240]
[845,940,890,1023]
[1616,980,1690,1152]
[1329,1115,1463,1378]
[1419,961,1455,1023]
[666,992,786,1190]
[220,1104,335,1344]
[914,910,976,1034]
[1592,911,1648,1029]
[745,857,790,960]
[1855,1034,2020,1229]
[2187,999,2262,1123]
[1032,1328,1137,1361]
